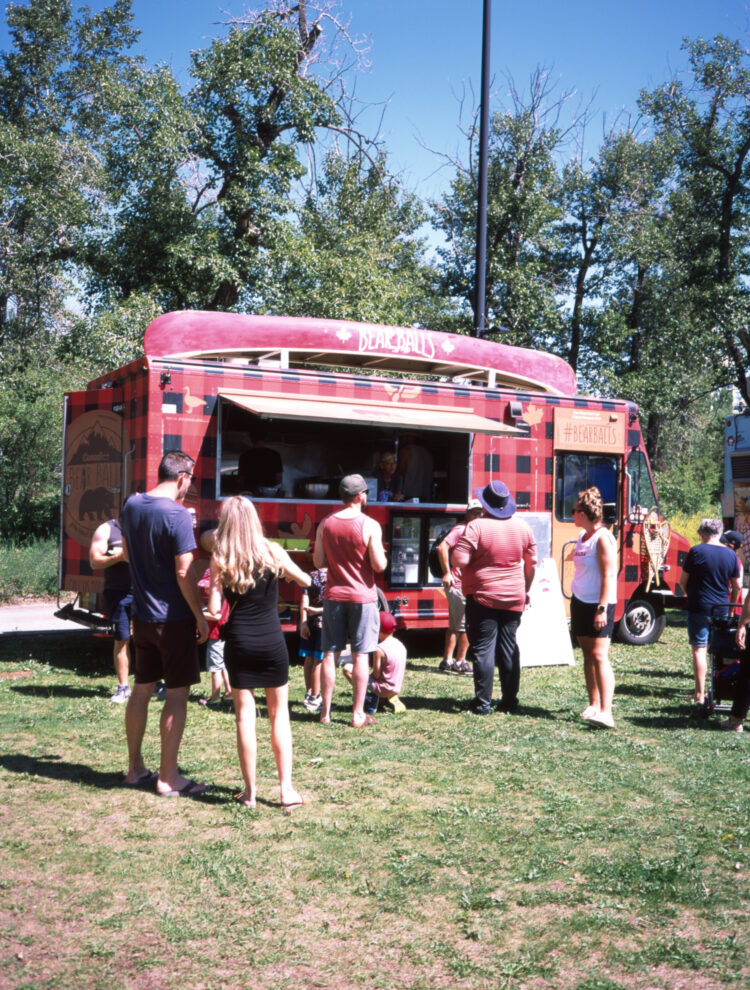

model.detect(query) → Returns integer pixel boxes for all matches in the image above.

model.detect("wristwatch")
[595,605,606,615]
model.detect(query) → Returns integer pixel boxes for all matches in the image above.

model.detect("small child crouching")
[365,611,407,714]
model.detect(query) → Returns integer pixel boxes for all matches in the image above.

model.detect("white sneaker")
[110,684,131,704]
[304,693,322,713]
[580,705,599,720]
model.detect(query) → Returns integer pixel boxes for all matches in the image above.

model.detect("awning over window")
[219,389,524,436]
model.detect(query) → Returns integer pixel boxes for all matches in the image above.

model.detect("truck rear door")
[60,388,130,605]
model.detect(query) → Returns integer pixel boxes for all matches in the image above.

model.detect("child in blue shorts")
[299,567,327,713]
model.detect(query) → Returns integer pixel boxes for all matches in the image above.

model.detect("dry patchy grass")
[0,618,748,989]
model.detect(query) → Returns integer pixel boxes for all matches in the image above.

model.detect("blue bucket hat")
[475,480,516,520]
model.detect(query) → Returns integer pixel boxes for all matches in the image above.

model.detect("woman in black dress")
[208,497,311,809]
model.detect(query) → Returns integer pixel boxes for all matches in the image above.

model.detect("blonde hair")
[575,486,603,523]
[212,497,279,593]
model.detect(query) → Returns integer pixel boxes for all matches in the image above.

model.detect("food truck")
[722,407,750,567]
[57,310,688,644]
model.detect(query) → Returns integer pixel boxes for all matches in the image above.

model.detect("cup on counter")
[380,490,392,502]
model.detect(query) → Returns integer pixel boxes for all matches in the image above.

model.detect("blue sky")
[3,0,749,197]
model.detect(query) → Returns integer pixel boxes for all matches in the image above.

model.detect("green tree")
[90,0,376,314]
[640,35,750,405]
[432,70,568,344]
[0,0,140,343]
[255,151,442,326]
[0,0,143,539]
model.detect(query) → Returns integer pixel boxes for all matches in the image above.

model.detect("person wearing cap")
[313,473,387,727]
[679,518,742,707]
[437,499,484,674]
[451,481,537,715]
[721,529,745,586]
[365,611,407,714]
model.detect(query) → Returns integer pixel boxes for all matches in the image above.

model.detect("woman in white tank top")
[570,487,618,729]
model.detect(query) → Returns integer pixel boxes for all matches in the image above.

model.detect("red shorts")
[132,617,201,689]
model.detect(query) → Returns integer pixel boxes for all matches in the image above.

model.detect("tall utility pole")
[472,0,491,338]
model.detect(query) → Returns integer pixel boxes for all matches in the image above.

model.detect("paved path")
[0,602,87,634]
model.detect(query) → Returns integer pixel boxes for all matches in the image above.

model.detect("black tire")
[617,596,666,646]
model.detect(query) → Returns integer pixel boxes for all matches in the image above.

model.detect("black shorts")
[570,595,615,640]
[132,617,201,689]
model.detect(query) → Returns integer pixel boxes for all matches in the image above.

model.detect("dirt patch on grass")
[0,669,32,679]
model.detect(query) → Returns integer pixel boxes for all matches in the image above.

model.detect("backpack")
[428,526,455,579]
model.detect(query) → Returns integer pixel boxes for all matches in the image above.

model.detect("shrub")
[0,538,58,601]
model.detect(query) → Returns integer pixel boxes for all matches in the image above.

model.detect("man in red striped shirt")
[451,481,537,715]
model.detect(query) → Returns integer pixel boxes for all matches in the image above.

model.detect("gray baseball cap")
[339,474,368,497]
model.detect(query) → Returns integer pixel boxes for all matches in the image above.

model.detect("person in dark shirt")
[120,450,209,796]
[375,451,403,501]
[678,518,741,706]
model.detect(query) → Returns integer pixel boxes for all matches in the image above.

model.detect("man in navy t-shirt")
[678,518,741,706]
[121,451,209,796]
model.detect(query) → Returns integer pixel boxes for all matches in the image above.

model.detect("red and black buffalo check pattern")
[62,357,687,630]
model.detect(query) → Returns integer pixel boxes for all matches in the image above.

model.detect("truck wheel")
[617,597,666,646]
[376,587,390,613]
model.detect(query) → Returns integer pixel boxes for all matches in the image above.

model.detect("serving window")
[217,397,471,504]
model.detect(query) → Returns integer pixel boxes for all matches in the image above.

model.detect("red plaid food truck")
[57,310,687,644]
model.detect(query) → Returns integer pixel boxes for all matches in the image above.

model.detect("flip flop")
[158,780,209,798]
[123,770,158,788]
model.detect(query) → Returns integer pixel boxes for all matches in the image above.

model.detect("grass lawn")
[0,613,748,990]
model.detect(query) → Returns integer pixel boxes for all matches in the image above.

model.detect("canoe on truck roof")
[142,311,577,396]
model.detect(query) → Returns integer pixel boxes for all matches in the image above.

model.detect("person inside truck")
[397,433,433,502]
[375,451,404,502]
[238,422,283,495]
[679,518,742,707]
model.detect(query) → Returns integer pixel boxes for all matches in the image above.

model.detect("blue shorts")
[299,623,324,662]
[102,588,132,642]
[686,611,712,648]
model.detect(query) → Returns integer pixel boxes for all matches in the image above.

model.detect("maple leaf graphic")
[522,404,544,426]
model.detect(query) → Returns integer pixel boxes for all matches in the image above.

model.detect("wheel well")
[625,585,666,613]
